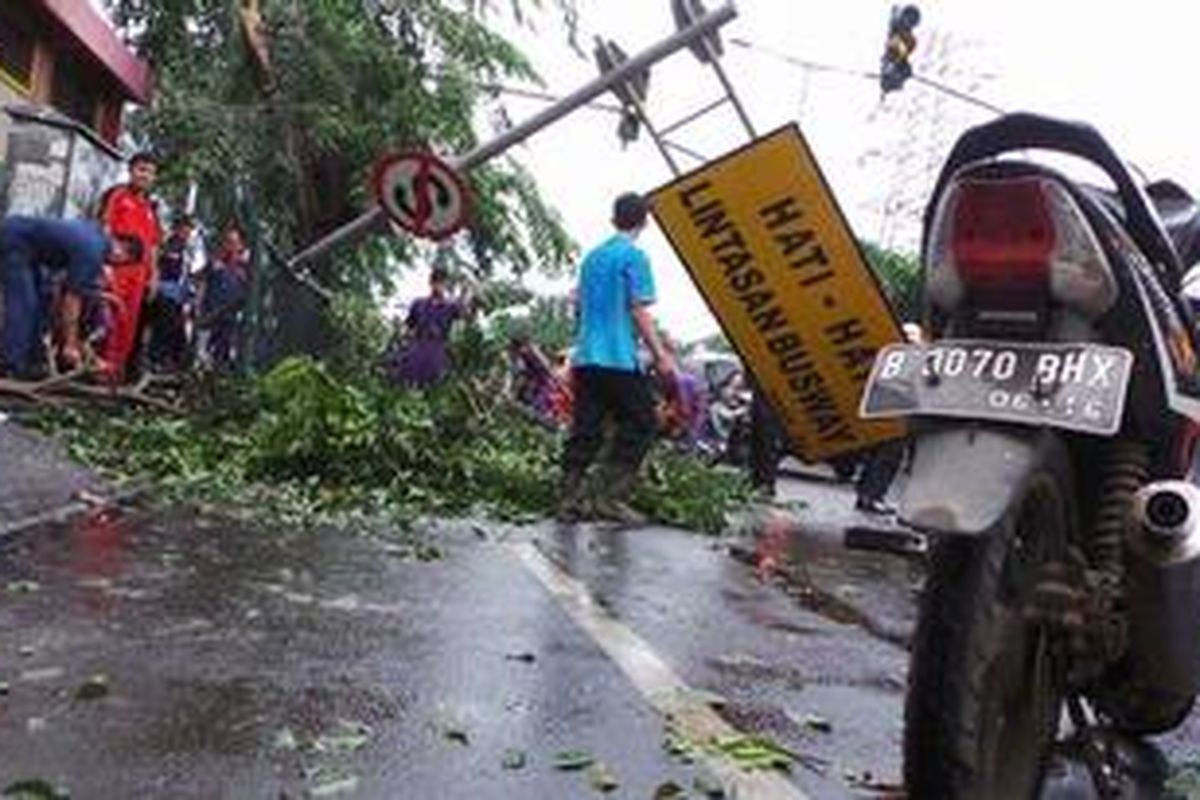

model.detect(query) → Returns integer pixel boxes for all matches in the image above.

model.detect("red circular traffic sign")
[373,151,471,241]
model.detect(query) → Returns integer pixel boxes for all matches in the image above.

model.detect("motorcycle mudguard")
[901,425,1068,536]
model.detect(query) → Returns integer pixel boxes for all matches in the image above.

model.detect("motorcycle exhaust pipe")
[1126,481,1200,696]
[1130,481,1200,561]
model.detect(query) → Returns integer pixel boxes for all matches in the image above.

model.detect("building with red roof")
[0,0,152,147]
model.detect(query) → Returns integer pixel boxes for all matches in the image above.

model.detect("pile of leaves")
[29,356,749,535]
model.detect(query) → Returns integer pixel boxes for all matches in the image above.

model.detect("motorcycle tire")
[904,470,1073,800]
[1092,678,1195,736]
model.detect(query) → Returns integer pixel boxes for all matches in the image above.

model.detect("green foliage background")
[106,0,582,362]
[860,240,921,322]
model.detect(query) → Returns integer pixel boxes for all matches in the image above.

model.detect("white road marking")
[511,541,814,800]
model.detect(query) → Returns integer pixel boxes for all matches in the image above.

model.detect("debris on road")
[443,725,470,746]
[801,714,833,734]
[711,734,794,772]
[586,761,619,793]
[73,674,109,702]
[2,779,70,800]
[501,749,527,770]
[314,720,372,754]
[553,749,595,771]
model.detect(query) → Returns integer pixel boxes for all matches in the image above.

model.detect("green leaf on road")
[553,749,594,771]
[416,544,443,562]
[711,735,793,772]
[2,780,69,800]
[801,714,833,734]
[1167,761,1200,799]
[315,720,372,753]
[444,726,470,746]
[308,768,360,798]
[73,674,109,702]
[653,781,687,799]
[586,762,619,793]
[663,727,700,764]
[501,749,527,770]
[272,727,299,751]
[693,774,727,798]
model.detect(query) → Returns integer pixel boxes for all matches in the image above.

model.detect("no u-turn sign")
[374,152,472,241]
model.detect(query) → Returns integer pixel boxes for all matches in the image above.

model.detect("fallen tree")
[28,343,749,535]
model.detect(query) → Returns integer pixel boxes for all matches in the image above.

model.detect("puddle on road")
[732,532,917,649]
[777,568,913,649]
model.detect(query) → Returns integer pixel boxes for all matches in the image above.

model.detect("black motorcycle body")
[860,113,1200,798]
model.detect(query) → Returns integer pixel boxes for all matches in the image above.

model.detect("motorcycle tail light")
[926,175,1118,319]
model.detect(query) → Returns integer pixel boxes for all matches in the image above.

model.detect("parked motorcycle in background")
[860,113,1200,798]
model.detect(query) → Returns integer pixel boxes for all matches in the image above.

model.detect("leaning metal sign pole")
[635,0,907,462]
[287,2,739,271]
[593,0,757,180]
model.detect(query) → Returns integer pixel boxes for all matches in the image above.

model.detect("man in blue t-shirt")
[1,216,133,379]
[558,192,677,524]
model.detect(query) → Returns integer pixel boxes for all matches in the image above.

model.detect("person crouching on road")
[557,192,677,525]
[0,216,134,379]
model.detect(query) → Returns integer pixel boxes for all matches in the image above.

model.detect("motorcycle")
[859,113,1200,798]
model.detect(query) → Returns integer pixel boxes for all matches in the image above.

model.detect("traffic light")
[880,4,920,95]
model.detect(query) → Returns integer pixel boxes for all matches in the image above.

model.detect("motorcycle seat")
[1146,181,1200,271]
[1080,179,1200,276]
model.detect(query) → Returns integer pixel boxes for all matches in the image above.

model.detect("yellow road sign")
[650,124,906,462]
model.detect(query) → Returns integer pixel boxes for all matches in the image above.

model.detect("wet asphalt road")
[3,471,1197,799]
[0,495,911,800]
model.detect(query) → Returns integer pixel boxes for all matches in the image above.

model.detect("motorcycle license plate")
[859,340,1134,435]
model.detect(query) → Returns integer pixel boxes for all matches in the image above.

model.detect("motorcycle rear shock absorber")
[1087,439,1151,659]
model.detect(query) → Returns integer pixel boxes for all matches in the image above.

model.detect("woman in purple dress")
[389,268,467,388]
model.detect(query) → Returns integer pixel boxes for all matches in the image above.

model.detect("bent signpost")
[651,124,906,462]
[287,2,740,270]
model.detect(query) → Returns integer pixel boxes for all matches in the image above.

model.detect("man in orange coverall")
[98,151,161,382]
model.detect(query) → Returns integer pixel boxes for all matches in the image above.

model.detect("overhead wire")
[728,36,1006,116]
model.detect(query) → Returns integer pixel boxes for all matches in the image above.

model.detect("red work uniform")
[100,185,160,379]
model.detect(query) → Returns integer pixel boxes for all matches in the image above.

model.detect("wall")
[0,109,122,219]
[0,80,25,165]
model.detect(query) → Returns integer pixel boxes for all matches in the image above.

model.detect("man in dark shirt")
[196,222,251,370]
[145,214,195,372]
[1,216,132,378]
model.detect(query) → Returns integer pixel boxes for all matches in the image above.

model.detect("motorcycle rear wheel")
[1093,676,1195,736]
[904,471,1072,799]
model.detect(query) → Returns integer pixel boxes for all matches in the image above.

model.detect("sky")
[483,0,1200,342]
[90,0,1200,343]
